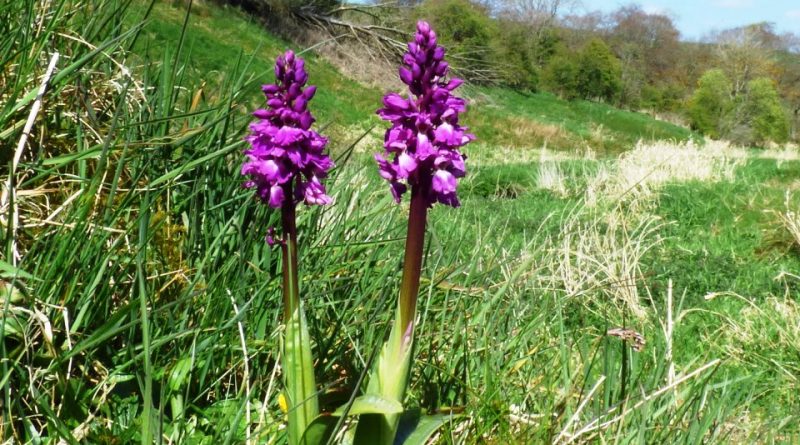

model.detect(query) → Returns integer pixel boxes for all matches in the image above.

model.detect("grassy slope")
[129,2,381,130]
[7,0,799,442]
[131,1,692,154]
[137,0,800,436]
[464,87,693,153]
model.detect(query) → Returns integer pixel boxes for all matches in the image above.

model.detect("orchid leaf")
[333,394,403,417]
[396,412,462,445]
[300,414,337,445]
[284,303,319,444]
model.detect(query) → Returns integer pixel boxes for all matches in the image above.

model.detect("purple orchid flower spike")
[375,21,474,207]
[359,21,475,445]
[241,50,332,445]
[242,50,334,209]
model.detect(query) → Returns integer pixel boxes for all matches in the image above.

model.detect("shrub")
[575,38,622,102]
[493,19,538,91]
[541,48,579,99]
[740,77,790,145]
[416,0,495,78]
[641,82,685,112]
[688,69,732,138]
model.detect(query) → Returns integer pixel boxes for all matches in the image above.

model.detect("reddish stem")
[281,183,299,319]
[398,180,429,342]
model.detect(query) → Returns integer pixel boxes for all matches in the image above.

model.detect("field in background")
[126,1,693,154]
[2,0,800,443]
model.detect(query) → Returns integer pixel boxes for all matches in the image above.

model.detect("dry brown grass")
[775,192,800,250]
[539,207,666,320]
[503,116,573,149]
[583,139,744,209]
[314,37,402,91]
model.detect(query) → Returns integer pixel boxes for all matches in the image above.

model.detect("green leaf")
[333,394,403,417]
[168,357,194,391]
[397,413,460,445]
[0,281,23,304]
[283,303,320,444]
[1,315,24,339]
[300,414,337,445]
[0,259,34,280]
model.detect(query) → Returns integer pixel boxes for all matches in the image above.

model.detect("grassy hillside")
[4,0,800,443]
[130,1,692,154]
[127,1,380,130]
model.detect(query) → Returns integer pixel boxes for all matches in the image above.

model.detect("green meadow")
[2,1,799,443]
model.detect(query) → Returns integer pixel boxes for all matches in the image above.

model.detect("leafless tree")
[492,0,577,40]
[711,23,776,96]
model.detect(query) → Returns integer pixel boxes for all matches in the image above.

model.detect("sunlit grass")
[2,0,800,443]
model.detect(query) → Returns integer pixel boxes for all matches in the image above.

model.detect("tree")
[541,47,579,99]
[608,5,680,108]
[774,37,800,140]
[711,22,776,96]
[492,19,539,90]
[575,38,621,102]
[688,69,732,138]
[489,0,573,86]
[738,77,789,145]
[492,0,576,45]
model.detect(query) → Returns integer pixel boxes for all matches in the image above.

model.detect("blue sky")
[575,0,800,40]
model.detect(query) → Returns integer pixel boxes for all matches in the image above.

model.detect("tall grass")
[2,0,800,443]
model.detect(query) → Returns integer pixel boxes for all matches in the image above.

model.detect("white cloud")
[787,9,800,19]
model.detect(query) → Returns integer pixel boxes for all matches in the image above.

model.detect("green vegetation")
[740,77,790,145]
[127,1,380,131]
[690,70,789,145]
[688,69,732,139]
[463,87,692,154]
[370,1,800,145]
[3,0,800,443]
[574,39,622,102]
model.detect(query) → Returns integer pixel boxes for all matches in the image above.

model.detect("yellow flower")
[278,392,288,414]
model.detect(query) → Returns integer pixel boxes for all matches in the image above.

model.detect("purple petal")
[399,67,413,85]
[434,122,455,143]
[268,184,285,208]
[433,46,445,61]
[396,152,417,178]
[417,21,431,35]
[302,177,332,206]
[299,112,314,130]
[445,78,464,91]
[432,169,457,195]
[415,133,436,160]
[375,153,397,181]
[383,93,411,111]
[252,109,270,119]
[287,83,301,98]
[274,127,304,145]
[293,97,307,112]
[262,84,280,94]
[390,181,407,203]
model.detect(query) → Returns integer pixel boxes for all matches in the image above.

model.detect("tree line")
[216,0,800,146]
[413,0,799,146]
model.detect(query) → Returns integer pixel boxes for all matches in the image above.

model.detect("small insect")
[606,327,646,352]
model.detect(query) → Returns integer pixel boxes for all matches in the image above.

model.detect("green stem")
[280,184,319,445]
[359,180,429,444]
